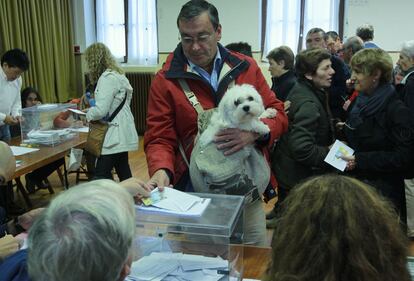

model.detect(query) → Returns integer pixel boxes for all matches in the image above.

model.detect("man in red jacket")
[144,0,288,245]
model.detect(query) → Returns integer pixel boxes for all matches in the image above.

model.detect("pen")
[20,143,39,148]
[217,269,229,275]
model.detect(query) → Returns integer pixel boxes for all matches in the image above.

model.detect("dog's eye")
[234,99,241,107]
[247,96,254,101]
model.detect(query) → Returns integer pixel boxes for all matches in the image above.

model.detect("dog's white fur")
[199,84,277,146]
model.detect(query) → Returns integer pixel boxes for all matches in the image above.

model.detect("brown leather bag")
[85,121,109,157]
[85,94,127,157]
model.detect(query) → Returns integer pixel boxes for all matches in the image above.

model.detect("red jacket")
[144,44,288,188]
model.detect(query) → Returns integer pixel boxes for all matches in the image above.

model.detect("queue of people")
[1,0,414,280]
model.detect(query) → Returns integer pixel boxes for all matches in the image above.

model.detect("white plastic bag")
[68,148,83,172]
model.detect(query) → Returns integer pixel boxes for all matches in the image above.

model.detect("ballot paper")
[25,129,76,145]
[324,139,355,171]
[137,188,210,216]
[69,126,89,133]
[10,146,39,156]
[68,108,86,115]
[126,252,231,281]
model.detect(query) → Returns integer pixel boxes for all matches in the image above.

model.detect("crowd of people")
[1,0,414,280]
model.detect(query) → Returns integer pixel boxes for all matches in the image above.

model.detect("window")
[263,0,340,57]
[95,0,158,65]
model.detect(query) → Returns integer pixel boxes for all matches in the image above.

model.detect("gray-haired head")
[177,0,220,30]
[343,36,364,64]
[356,24,374,42]
[401,40,414,60]
[344,36,364,54]
[28,180,136,281]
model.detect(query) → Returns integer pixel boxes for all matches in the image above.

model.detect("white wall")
[344,0,414,51]
[73,0,412,56]
[157,0,261,53]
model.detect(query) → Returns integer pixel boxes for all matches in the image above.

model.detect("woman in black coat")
[341,48,414,224]
[269,49,335,226]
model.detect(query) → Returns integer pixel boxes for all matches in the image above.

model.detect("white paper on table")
[129,252,229,281]
[68,108,86,115]
[179,254,227,271]
[153,187,202,211]
[70,126,89,133]
[324,139,355,171]
[10,146,39,156]
[130,253,181,281]
[136,197,210,217]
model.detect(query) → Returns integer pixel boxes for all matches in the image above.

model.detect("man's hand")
[341,155,356,171]
[0,235,20,260]
[215,128,259,156]
[18,208,45,230]
[147,169,171,190]
[120,177,153,204]
[284,101,291,113]
[4,115,18,125]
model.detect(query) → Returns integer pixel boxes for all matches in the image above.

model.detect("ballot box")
[20,103,78,146]
[133,193,244,281]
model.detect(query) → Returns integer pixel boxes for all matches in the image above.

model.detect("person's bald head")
[0,141,15,184]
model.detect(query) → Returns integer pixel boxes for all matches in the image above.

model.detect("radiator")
[126,72,154,135]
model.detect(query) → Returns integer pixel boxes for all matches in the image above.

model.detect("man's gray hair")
[356,24,374,41]
[28,180,136,281]
[401,40,414,59]
[177,0,220,30]
[344,36,364,54]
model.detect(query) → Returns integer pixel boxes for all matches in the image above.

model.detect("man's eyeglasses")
[180,33,212,46]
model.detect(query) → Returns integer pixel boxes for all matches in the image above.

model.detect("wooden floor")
[14,137,414,253]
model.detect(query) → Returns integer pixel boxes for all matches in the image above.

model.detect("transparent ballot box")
[134,193,244,281]
[20,103,79,146]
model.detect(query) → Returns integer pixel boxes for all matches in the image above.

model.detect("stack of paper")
[26,128,76,145]
[136,188,210,216]
[126,252,232,281]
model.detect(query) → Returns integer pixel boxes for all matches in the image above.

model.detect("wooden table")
[10,133,87,207]
[243,245,272,279]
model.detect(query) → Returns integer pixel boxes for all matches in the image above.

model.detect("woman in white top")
[84,43,138,181]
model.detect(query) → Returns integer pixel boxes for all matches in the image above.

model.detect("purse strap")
[107,94,128,122]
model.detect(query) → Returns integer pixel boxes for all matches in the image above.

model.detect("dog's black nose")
[243,105,250,112]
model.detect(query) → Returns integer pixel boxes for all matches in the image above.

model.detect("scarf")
[347,83,395,129]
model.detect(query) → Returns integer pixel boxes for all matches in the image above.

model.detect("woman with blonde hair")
[264,174,410,281]
[84,43,138,181]
[340,48,414,224]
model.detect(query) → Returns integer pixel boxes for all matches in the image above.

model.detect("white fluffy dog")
[199,84,277,146]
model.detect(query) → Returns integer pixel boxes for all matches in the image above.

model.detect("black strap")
[107,94,127,122]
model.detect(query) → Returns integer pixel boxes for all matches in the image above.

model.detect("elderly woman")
[266,46,297,102]
[264,175,410,281]
[84,43,138,181]
[270,49,335,223]
[397,40,414,111]
[341,48,414,223]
